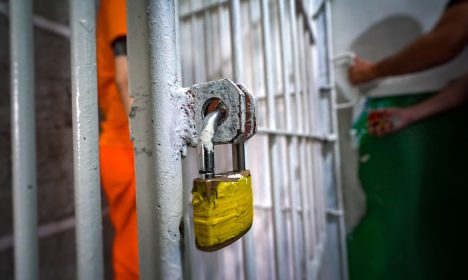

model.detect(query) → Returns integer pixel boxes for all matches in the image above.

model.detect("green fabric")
[347,93,468,280]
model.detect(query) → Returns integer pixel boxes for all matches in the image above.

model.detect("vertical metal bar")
[176,0,182,82]
[308,43,325,247]
[299,18,318,263]
[306,45,320,248]
[276,0,301,279]
[10,0,38,279]
[260,0,286,279]
[230,1,257,279]
[298,17,311,135]
[290,3,314,277]
[309,30,327,243]
[325,1,349,279]
[218,3,227,78]
[190,0,198,83]
[69,0,103,279]
[189,0,203,83]
[230,0,247,173]
[289,0,303,134]
[204,0,214,80]
[276,0,292,131]
[128,0,187,278]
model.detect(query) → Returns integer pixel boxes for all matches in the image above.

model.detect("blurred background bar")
[10,0,38,279]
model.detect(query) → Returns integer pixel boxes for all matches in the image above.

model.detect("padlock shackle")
[198,110,223,179]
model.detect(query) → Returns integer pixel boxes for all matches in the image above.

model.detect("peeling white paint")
[199,118,216,153]
[170,86,196,159]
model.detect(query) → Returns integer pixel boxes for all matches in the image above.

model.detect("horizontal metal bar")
[179,0,228,20]
[257,127,337,142]
[253,204,304,213]
[0,2,70,38]
[319,85,333,92]
[326,208,345,217]
[0,209,109,252]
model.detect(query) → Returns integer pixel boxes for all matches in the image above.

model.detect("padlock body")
[192,170,253,251]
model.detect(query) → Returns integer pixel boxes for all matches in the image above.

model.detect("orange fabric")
[100,147,138,280]
[97,1,139,279]
[97,0,131,148]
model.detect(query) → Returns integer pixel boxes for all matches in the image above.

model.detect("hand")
[348,57,378,85]
[367,108,414,137]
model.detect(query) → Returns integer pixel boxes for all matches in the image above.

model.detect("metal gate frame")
[7,0,348,279]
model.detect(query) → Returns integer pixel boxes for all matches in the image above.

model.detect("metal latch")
[188,79,257,251]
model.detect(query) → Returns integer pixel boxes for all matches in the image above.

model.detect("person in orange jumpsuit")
[96,0,139,279]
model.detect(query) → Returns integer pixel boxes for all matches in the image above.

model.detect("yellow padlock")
[192,170,253,251]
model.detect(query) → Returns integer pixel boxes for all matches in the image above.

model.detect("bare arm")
[112,36,132,116]
[350,2,468,84]
[368,72,468,136]
[408,72,468,123]
[114,56,132,116]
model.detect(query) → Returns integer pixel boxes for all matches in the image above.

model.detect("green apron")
[348,93,468,280]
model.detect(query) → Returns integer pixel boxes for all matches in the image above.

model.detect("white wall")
[332,0,468,97]
[331,0,468,232]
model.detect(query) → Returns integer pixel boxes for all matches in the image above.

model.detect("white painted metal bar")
[276,0,301,278]
[324,1,349,279]
[10,0,38,278]
[299,18,319,266]
[289,6,311,278]
[127,1,159,278]
[296,0,315,43]
[260,0,287,279]
[190,0,199,83]
[69,0,103,279]
[258,128,336,142]
[277,0,292,131]
[1,2,70,38]
[298,138,312,278]
[309,15,329,245]
[229,1,257,279]
[289,0,304,134]
[204,0,214,80]
[311,44,327,246]
[302,36,319,272]
[298,16,311,136]
[128,0,184,279]
[301,37,321,266]
[180,0,228,20]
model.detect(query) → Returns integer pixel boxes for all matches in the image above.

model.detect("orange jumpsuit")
[96,1,139,279]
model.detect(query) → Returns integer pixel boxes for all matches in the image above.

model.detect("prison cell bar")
[229,0,257,279]
[291,2,315,277]
[127,0,184,279]
[299,14,318,266]
[69,0,104,279]
[324,0,349,279]
[10,0,39,279]
[276,0,302,278]
[260,0,287,279]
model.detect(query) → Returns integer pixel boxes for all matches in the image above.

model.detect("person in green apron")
[350,0,468,136]
[345,1,468,279]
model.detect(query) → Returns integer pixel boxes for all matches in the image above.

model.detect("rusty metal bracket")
[186,79,257,146]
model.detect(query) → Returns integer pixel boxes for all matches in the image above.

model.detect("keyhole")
[202,98,227,123]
